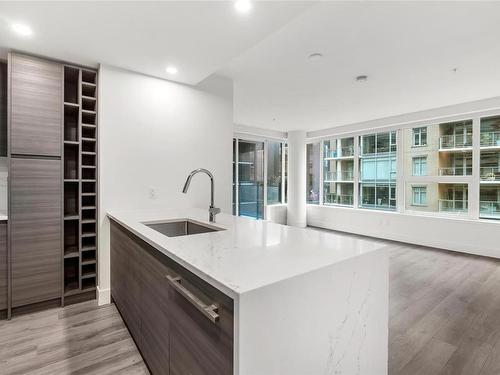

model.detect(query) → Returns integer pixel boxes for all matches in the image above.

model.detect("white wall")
[98,65,233,304]
[308,205,500,259]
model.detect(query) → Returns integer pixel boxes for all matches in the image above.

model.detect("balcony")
[438,166,472,176]
[324,170,354,182]
[480,167,500,182]
[324,194,353,206]
[439,134,472,150]
[480,201,500,219]
[324,146,354,159]
[438,199,468,213]
[480,132,500,148]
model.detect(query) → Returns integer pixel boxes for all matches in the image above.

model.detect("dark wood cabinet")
[9,53,62,157]
[10,158,62,308]
[110,220,234,375]
[0,61,7,157]
[0,221,7,312]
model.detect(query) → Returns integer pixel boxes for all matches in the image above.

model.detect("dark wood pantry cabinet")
[0,222,7,316]
[110,220,234,375]
[6,52,99,318]
[10,158,62,308]
[9,53,62,157]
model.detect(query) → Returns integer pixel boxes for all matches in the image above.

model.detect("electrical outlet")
[149,187,157,199]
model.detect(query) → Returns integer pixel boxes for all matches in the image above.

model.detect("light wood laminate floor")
[0,301,149,375]
[1,239,500,375]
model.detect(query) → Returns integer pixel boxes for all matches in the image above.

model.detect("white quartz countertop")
[107,208,388,298]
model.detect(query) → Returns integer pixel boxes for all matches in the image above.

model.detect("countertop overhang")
[107,208,388,298]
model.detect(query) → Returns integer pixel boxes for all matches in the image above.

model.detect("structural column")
[287,130,307,227]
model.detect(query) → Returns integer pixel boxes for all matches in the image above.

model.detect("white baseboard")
[97,286,111,306]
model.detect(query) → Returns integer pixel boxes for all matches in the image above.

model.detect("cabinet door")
[0,62,7,157]
[10,53,62,157]
[110,222,141,342]
[168,268,234,375]
[138,248,171,375]
[10,158,62,307]
[0,222,7,311]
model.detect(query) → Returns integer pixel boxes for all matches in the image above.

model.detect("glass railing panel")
[439,134,473,149]
[479,201,500,218]
[324,194,354,206]
[438,199,469,212]
[324,146,355,159]
[480,132,500,147]
[439,167,472,176]
[324,170,354,181]
[480,167,500,181]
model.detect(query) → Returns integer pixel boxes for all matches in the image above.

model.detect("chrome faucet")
[182,168,221,223]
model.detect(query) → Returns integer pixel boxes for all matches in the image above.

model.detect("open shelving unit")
[63,66,98,304]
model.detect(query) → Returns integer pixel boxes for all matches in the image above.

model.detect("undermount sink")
[144,219,224,238]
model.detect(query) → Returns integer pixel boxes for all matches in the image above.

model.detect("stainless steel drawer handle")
[166,275,220,324]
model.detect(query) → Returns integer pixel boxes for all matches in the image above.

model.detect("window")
[413,127,427,146]
[359,131,397,210]
[412,186,427,206]
[412,156,427,176]
[479,116,500,220]
[307,143,320,204]
[323,137,355,206]
[267,142,282,205]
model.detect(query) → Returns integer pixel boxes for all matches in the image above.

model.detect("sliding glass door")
[233,138,287,220]
[234,140,265,219]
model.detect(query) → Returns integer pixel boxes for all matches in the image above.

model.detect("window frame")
[412,156,428,176]
[412,186,428,206]
[412,126,428,147]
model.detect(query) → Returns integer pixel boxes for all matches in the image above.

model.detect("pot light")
[356,75,368,82]
[235,0,252,13]
[166,66,178,75]
[11,23,33,37]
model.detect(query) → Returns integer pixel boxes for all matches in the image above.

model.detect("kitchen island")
[108,208,389,375]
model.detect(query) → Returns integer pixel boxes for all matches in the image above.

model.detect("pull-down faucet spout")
[182,168,220,223]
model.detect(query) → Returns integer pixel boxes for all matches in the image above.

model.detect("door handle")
[166,275,220,323]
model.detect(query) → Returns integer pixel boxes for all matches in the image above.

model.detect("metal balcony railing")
[480,167,500,181]
[324,146,354,159]
[480,132,500,147]
[479,201,500,218]
[324,170,354,182]
[439,134,472,149]
[438,199,468,212]
[324,194,354,206]
[438,167,472,176]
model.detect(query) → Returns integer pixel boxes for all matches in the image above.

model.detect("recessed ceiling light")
[308,53,323,62]
[11,23,33,37]
[166,66,178,75]
[235,0,252,13]
[356,75,368,82]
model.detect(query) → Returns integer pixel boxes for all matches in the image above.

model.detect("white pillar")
[287,130,307,227]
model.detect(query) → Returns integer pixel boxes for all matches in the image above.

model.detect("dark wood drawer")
[110,220,234,375]
[0,222,7,311]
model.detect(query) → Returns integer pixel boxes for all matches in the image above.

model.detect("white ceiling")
[2,2,500,133]
[219,2,500,131]
[0,1,311,85]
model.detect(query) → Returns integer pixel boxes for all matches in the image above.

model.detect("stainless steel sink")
[144,219,224,238]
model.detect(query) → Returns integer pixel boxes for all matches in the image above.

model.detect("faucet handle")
[209,206,221,223]
[209,206,221,215]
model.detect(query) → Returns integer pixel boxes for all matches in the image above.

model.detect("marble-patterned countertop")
[107,208,387,298]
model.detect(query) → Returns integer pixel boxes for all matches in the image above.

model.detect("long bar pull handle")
[166,275,220,324]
